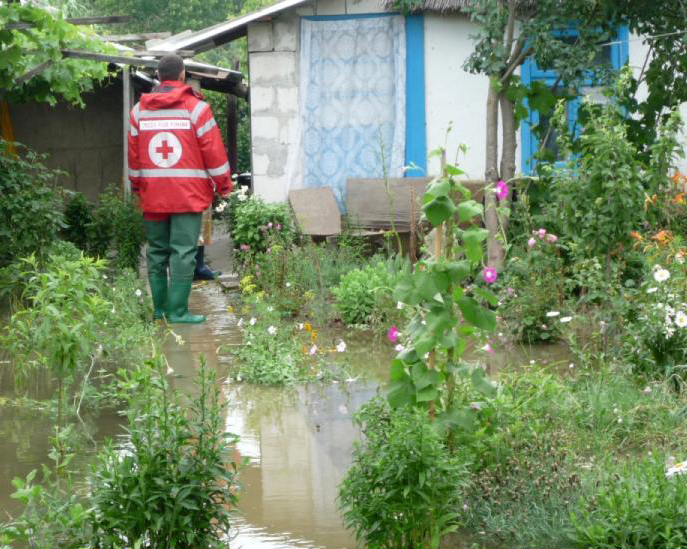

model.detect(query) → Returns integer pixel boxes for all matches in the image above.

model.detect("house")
[148,0,687,207]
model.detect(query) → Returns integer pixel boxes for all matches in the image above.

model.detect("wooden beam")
[122,67,131,196]
[15,60,52,85]
[101,32,172,42]
[61,49,159,68]
[6,15,130,30]
[227,94,238,173]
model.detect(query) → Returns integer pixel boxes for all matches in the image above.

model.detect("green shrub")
[0,141,65,267]
[62,192,93,252]
[229,194,294,258]
[569,457,687,549]
[90,354,240,549]
[332,260,399,326]
[338,398,467,549]
[499,231,565,343]
[107,190,145,272]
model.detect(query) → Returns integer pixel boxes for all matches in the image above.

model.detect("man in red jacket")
[128,54,232,323]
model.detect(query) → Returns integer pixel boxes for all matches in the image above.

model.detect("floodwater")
[0,279,571,548]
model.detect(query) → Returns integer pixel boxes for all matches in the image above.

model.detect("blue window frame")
[520,26,629,174]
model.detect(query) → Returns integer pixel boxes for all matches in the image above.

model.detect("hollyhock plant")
[482,267,498,284]
[387,325,399,343]
[495,180,509,201]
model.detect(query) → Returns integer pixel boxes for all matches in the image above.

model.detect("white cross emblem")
[148,132,182,168]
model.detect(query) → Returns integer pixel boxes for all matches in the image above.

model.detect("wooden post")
[227,93,238,173]
[122,67,131,195]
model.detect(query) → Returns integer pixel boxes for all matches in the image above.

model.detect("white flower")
[249,317,257,326]
[267,325,277,335]
[395,344,405,352]
[546,311,560,317]
[676,311,687,328]
[560,316,572,323]
[529,360,535,365]
[647,287,658,294]
[666,461,687,478]
[166,366,174,375]
[569,363,575,369]
[297,323,304,330]
[286,282,291,288]
[135,289,142,298]
[397,301,404,310]
[643,386,652,394]
[617,417,623,424]
[309,344,318,356]
[215,201,227,213]
[267,306,273,312]
[102,274,108,280]
[336,340,347,353]
[654,267,670,283]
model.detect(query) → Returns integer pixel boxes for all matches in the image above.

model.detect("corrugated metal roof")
[152,0,312,54]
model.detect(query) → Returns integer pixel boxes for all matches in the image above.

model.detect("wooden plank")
[345,178,486,232]
[101,32,172,42]
[61,49,159,68]
[226,94,238,172]
[6,15,130,30]
[289,188,341,236]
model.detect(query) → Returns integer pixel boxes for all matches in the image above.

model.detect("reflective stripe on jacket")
[127,80,232,213]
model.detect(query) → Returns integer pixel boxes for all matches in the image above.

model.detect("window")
[520,26,629,174]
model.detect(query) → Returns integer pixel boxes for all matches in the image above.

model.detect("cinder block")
[314,0,346,15]
[250,52,297,86]
[247,21,273,52]
[273,16,298,51]
[250,86,275,112]
[277,87,299,112]
[251,116,279,139]
[252,152,270,175]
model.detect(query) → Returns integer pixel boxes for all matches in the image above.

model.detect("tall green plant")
[389,150,500,436]
[90,353,241,549]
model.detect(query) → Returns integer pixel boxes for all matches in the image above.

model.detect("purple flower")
[387,325,399,343]
[537,228,547,239]
[240,244,250,252]
[495,180,509,201]
[546,234,558,243]
[482,267,498,284]
[527,237,537,248]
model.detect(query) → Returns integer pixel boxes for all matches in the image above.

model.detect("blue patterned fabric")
[299,16,406,208]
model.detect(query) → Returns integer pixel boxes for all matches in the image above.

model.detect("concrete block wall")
[247,0,387,203]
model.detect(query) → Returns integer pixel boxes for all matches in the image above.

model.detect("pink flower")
[240,244,250,252]
[527,237,536,248]
[482,267,498,284]
[537,228,547,239]
[267,222,273,229]
[482,343,494,353]
[309,344,317,356]
[495,180,509,201]
[276,223,282,231]
[546,234,558,243]
[387,325,399,343]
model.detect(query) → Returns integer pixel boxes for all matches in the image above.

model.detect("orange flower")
[674,193,686,205]
[652,230,673,247]
[673,172,682,185]
[630,230,643,242]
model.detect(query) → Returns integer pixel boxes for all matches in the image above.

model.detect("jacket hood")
[140,81,202,109]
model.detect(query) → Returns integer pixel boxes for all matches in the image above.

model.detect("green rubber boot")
[148,275,168,320]
[167,279,206,324]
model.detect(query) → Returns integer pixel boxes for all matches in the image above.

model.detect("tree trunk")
[484,78,501,268]
[497,92,516,252]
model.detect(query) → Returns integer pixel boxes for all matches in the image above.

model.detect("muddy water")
[0,279,571,548]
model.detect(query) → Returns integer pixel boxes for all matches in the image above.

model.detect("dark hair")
[157,54,184,82]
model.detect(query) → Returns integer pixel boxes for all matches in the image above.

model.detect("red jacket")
[127,81,232,213]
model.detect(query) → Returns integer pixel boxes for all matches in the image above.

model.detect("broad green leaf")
[471,367,497,397]
[423,195,456,227]
[415,385,438,403]
[474,287,499,306]
[457,200,483,222]
[457,296,496,332]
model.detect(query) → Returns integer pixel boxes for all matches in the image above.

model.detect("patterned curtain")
[298,16,406,208]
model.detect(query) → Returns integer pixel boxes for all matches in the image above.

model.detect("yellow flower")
[226,305,234,313]
[304,322,312,332]
[310,330,318,343]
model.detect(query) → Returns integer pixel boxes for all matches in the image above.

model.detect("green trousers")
[144,213,202,281]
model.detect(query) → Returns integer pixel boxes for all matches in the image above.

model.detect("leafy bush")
[106,189,145,272]
[332,259,400,326]
[62,191,92,252]
[229,194,294,258]
[0,141,65,267]
[499,229,565,343]
[569,458,687,549]
[90,354,240,549]
[338,398,467,549]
